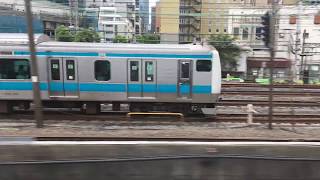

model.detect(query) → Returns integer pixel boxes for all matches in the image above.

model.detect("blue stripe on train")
[14,51,213,60]
[0,82,211,94]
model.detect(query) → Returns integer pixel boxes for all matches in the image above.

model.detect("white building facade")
[277,5,320,82]
[227,4,320,82]
[98,6,134,42]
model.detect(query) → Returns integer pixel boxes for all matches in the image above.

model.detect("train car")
[0,41,221,114]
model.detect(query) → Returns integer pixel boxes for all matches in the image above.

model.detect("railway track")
[222,83,320,89]
[215,114,320,124]
[218,99,320,107]
[221,91,320,96]
[2,110,320,124]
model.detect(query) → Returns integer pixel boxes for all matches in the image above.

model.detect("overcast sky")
[150,0,157,7]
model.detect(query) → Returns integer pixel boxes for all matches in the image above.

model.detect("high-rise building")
[98,6,134,42]
[139,0,150,33]
[158,0,180,43]
[200,0,270,41]
[179,0,202,43]
[155,1,161,33]
[150,6,156,33]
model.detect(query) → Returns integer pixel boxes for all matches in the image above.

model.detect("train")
[0,40,221,115]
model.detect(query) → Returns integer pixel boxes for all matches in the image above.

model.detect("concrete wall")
[1,142,320,180]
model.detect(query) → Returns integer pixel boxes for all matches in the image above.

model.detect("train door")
[178,60,192,99]
[127,59,156,98]
[48,58,79,98]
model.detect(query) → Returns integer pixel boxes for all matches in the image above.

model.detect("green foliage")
[209,34,242,72]
[136,34,160,44]
[55,25,74,42]
[74,28,100,42]
[55,26,100,42]
[113,35,129,43]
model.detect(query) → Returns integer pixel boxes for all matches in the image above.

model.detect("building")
[150,6,156,33]
[0,0,70,37]
[276,4,320,82]
[158,0,180,43]
[139,0,149,33]
[243,3,320,82]
[200,0,270,41]
[98,6,133,42]
[81,0,138,41]
[155,1,161,33]
[80,7,99,30]
[227,8,269,47]
[179,0,201,43]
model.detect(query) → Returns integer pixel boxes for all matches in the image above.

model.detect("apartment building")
[98,6,134,42]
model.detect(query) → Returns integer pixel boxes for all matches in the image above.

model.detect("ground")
[0,120,320,140]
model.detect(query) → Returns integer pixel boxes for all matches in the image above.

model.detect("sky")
[150,0,157,8]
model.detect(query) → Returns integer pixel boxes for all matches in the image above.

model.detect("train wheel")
[129,103,141,112]
[0,101,13,114]
[83,102,101,115]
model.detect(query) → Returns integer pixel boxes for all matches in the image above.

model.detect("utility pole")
[75,0,79,30]
[301,29,308,84]
[24,0,43,128]
[268,0,278,130]
[133,5,137,43]
[300,29,307,74]
[293,0,302,81]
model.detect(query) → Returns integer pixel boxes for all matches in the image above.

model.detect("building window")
[196,60,212,72]
[224,28,227,33]
[242,27,249,40]
[233,27,240,38]
[314,15,320,24]
[95,60,111,81]
[0,59,30,79]
[216,29,219,33]
[289,16,296,24]
[208,28,211,33]
[255,27,262,40]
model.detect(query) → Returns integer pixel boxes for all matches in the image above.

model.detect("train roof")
[37,41,216,53]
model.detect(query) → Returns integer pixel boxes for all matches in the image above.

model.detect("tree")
[136,34,160,44]
[208,34,242,72]
[55,25,74,42]
[113,35,129,43]
[74,28,100,42]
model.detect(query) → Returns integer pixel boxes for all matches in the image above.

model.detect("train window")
[50,60,60,80]
[0,59,30,79]
[180,62,190,79]
[130,61,139,81]
[66,60,75,80]
[95,60,111,81]
[196,60,212,72]
[145,61,154,82]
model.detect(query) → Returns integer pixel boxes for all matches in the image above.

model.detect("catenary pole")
[24,0,44,128]
[268,0,278,130]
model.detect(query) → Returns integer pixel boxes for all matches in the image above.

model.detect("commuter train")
[0,41,221,114]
